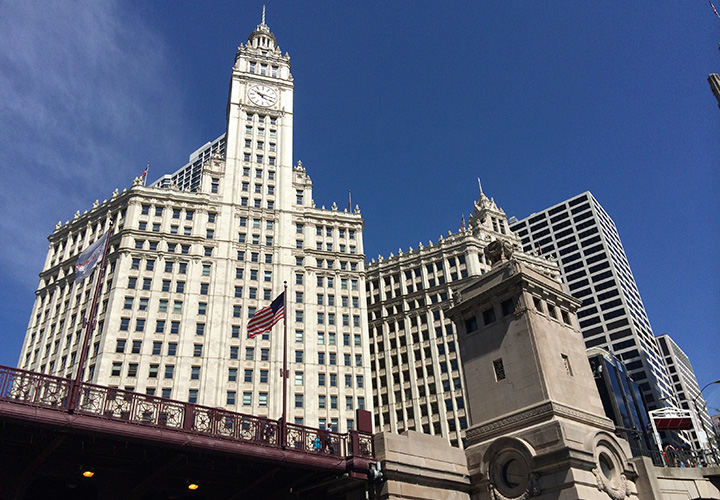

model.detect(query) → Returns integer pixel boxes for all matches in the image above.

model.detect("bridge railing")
[0,365,373,460]
[629,445,720,468]
[0,365,71,409]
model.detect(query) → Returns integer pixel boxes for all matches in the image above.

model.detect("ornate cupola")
[468,179,520,248]
[248,6,277,51]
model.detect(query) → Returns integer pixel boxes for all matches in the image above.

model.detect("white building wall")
[18,17,371,434]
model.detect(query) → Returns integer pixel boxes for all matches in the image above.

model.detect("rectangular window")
[483,307,496,325]
[191,366,200,380]
[493,358,506,381]
[164,365,175,379]
[562,354,573,376]
[501,298,515,316]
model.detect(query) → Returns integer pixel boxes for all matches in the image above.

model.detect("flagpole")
[68,220,114,414]
[281,281,288,449]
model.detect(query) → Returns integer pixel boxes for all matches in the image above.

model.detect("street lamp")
[692,379,720,450]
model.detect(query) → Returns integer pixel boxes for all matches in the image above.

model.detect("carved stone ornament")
[592,446,629,500]
[450,289,462,306]
[484,239,514,265]
[592,467,628,500]
[489,473,540,500]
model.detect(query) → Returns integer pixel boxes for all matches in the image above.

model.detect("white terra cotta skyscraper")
[18,12,373,433]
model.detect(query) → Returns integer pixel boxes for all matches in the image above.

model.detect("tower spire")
[478,178,484,197]
[262,5,266,25]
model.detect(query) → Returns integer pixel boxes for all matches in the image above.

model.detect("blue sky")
[1,2,718,412]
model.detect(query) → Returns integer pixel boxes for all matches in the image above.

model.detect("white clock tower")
[224,9,294,209]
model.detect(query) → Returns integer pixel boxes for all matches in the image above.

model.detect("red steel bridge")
[0,365,376,499]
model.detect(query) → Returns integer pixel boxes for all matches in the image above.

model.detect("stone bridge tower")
[446,243,639,500]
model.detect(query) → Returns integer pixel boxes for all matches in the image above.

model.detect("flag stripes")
[247,292,285,338]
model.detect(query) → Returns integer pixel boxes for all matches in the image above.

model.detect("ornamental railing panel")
[0,365,374,462]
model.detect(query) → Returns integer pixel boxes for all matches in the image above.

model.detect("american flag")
[140,162,149,185]
[247,292,285,338]
[74,231,110,282]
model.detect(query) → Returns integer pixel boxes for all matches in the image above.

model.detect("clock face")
[248,85,278,107]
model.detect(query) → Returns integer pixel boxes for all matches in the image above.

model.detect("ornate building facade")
[18,16,372,433]
[365,190,558,447]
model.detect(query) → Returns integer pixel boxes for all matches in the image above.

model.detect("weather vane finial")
[262,5,266,25]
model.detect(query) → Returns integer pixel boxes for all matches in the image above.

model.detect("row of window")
[123,297,210,315]
[308,294,360,307]
[241,166,275,180]
[305,225,357,239]
[236,197,275,209]
[316,313,362,327]
[241,182,275,194]
[247,63,280,79]
[139,206,214,221]
[135,238,217,252]
[136,220,216,237]
[293,275,360,290]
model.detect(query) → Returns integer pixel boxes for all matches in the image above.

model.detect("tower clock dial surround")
[248,84,278,107]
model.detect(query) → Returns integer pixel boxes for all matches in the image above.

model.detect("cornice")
[465,401,614,443]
